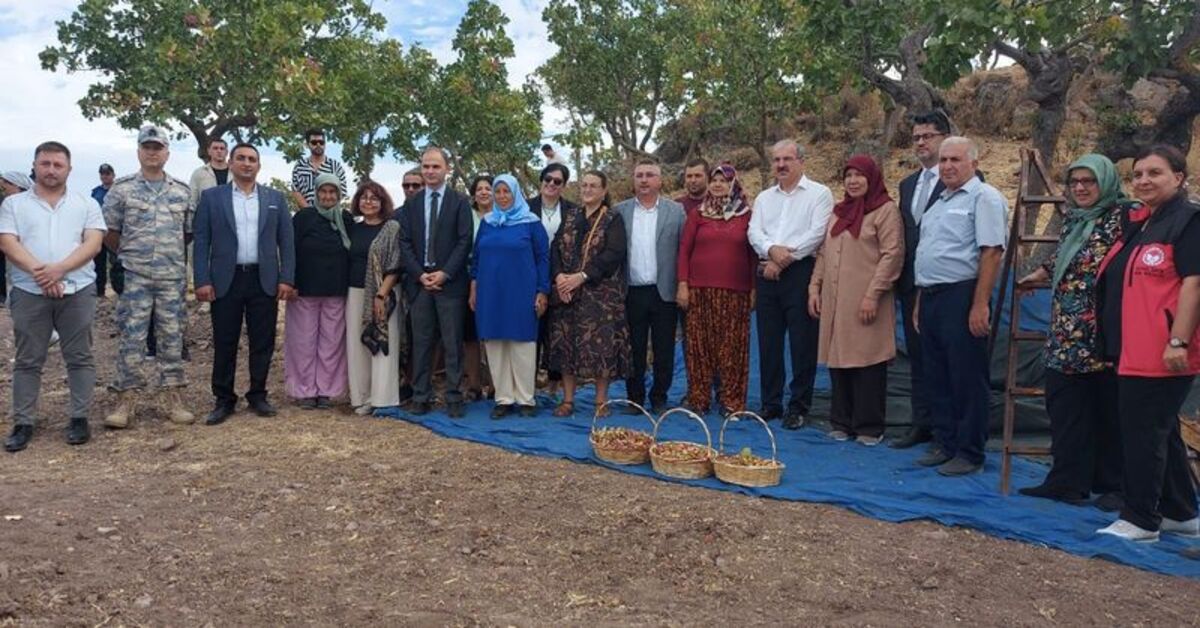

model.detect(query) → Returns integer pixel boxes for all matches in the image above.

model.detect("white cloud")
[0,0,569,194]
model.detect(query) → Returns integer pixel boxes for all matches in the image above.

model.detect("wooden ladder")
[990,148,1066,494]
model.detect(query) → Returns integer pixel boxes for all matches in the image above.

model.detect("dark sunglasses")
[402,183,423,189]
[309,139,325,146]
[542,177,564,186]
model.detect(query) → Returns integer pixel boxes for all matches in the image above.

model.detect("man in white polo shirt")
[0,141,107,452]
[748,139,835,430]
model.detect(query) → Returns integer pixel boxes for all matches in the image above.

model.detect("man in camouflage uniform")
[102,126,195,427]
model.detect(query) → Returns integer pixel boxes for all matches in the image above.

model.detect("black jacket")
[397,185,473,299]
[528,195,578,241]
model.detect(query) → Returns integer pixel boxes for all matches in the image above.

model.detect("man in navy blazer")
[397,146,473,418]
[193,143,295,425]
[892,111,951,449]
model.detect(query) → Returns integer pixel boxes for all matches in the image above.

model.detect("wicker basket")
[590,400,657,465]
[649,408,715,479]
[713,411,785,488]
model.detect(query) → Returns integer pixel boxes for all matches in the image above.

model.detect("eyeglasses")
[309,139,325,146]
[911,132,945,143]
[360,195,381,203]
[1068,177,1099,188]
[542,177,564,186]
[402,183,423,190]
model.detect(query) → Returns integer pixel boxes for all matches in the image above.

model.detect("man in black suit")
[891,111,951,448]
[397,146,473,418]
[193,143,295,424]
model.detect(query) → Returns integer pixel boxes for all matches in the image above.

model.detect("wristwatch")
[1169,337,1189,349]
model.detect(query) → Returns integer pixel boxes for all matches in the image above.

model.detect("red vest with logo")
[1098,195,1200,377]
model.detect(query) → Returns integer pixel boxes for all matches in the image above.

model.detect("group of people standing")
[1,115,1196,545]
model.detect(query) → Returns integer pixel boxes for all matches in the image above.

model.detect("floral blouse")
[1042,209,1124,374]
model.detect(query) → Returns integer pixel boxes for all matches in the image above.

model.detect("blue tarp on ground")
[376,319,1199,580]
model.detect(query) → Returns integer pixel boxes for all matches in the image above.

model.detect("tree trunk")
[1097,83,1199,161]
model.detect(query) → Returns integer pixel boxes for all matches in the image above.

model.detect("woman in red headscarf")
[808,155,904,445]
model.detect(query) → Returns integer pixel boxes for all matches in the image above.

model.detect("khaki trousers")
[484,340,536,406]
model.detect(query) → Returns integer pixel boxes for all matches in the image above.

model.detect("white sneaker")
[856,435,884,447]
[1161,517,1200,538]
[354,404,374,416]
[49,330,60,346]
[1097,519,1159,543]
[828,430,850,441]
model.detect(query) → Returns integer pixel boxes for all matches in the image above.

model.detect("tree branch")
[992,39,1035,71]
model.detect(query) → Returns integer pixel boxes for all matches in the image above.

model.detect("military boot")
[163,389,196,425]
[104,391,137,429]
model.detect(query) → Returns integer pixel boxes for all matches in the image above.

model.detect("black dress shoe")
[5,424,33,452]
[889,427,933,449]
[937,456,983,476]
[622,402,644,415]
[315,396,331,409]
[781,412,805,430]
[518,404,538,418]
[205,405,236,426]
[447,402,465,419]
[759,408,783,421]
[916,446,952,467]
[490,404,513,419]
[248,398,277,417]
[1018,483,1088,505]
[66,417,90,446]
[409,401,431,416]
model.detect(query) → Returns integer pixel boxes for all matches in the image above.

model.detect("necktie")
[426,191,440,267]
[913,170,934,225]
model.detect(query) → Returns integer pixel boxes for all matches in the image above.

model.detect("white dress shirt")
[232,185,259,264]
[0,188,107,295]
[747,175,835,261]
[628,197,659,286]
[540,200,562,241]
[910,165,939,225]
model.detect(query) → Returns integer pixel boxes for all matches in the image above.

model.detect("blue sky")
[0,0,560,201]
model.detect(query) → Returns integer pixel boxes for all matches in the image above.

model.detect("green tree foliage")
[40,0,386,158]
[672,0,809,179]
[309,36,437,181]
[418,0,544,188]
[1097,0,1200,159]
[540,0,684,160]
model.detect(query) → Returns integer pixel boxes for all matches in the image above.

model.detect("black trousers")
[410,289,465,404]
[93,247,109,296]
[899,287,931,429]
[755,257,818,415]
[829,362,888,437]
[0,252,7,299]
[1042,368,1122,495]
[210,266,278,406]
[1117,375,1199,531]
[920,280,990,465]
[625,285,678,406]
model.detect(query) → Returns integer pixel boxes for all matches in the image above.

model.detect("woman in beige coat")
[808,155,904,445]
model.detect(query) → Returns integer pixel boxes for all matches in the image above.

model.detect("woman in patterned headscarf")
[808,154,904,446]
[676,163,756,416]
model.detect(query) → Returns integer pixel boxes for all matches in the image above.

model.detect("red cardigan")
[676,212,757,293]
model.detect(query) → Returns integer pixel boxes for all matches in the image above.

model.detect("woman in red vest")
[1095,144,1200,542]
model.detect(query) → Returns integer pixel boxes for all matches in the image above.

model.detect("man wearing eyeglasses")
[890,111,951,450]
[401,169,424,201]
[290,129,347,208]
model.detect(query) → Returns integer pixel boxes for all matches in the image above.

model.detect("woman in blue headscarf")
[469,174,551,418]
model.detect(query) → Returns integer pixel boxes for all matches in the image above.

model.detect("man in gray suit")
[616,159,685,412]
[193,143,295,425]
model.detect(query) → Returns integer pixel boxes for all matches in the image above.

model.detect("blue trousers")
[919,280,990,464]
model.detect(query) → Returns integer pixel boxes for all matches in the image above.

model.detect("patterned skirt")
[545,286,629,380]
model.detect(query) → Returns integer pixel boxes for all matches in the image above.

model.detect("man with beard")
[290,129,347,208]
[0,141,106,451]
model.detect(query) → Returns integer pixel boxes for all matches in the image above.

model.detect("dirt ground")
[2,294,1200,627]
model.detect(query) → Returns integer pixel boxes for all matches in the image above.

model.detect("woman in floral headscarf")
[675,163,757,416]
[807,155,904,446]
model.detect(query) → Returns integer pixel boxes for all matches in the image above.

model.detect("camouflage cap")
[137,125,170,148]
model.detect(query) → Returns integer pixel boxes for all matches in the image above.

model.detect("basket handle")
[652,407,713,450]
[593,399,658,434]
[719,411,778,463]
